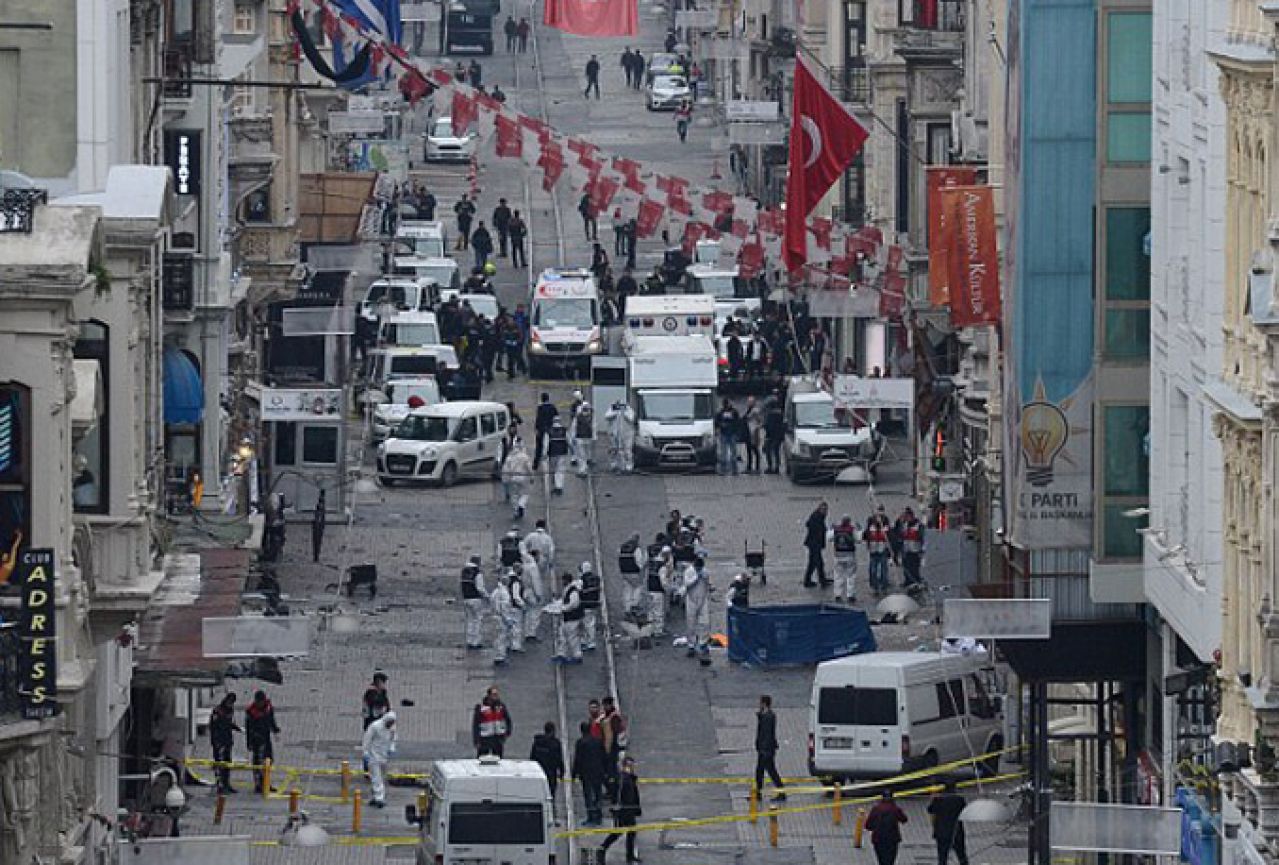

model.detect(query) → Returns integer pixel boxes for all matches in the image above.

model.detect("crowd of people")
[801,501,930,602]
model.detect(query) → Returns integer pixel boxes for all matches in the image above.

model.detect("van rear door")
[814,684,901,776]
[446,800,549,865]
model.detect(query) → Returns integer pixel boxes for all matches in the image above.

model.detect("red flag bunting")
[885,245,903,273]
[810,216,832,250]
[624,174,646,196]
[636,199,664,238]
[475,91,501,113]
[667,191,692,216]
[542,152,565,191]
[731,219,749,239]
[398,69,430,105]
[451,90,476,136]
[429,67,453,85]
[756,208,783,236]
[880,271,906,319]
[703,190,733,215]
[590,176,619,214]
[613,157,640,179]
[846,232,876,259]
[496,115,523,158]
[739,241,765,279]
[320,6,341,40]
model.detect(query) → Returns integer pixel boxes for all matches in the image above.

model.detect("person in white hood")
[604,400,636,473]
[490,571,516,666]
[682,556,711,663]
[362,711,397,808]
[521,548,546,640]
[501,438,534,520]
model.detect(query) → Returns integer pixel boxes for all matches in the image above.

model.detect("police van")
[407,756,555,865]
[528,269,603,377]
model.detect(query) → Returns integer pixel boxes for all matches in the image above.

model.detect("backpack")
[575,406,594,438]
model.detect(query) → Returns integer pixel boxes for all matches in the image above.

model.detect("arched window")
[73,320,109,513]
[0,383,31,591]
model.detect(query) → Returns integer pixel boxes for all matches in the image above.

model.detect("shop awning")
[163,348,204,425]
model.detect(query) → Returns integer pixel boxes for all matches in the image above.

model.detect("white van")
[369,345,460,388]
[392,255,460,298]
[381,311,442,348]
[408,757,554,865]
[808,651,1004,781]
[377,401,509,487]
[359,278,431,326]
[371,377,443,441]
[784,376,883,483]
[623,295,716,345]
[627,334,718,469]
[684,264,744,299]
[395,220,448,258]
[528,269,603,377]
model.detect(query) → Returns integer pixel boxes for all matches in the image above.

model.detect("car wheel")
[440,462,459,488]
[923,750,940,769]
[786,461,802,482]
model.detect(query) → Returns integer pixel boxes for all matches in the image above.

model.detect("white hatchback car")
[647,75,691,111]
[377,401,509,487]
[425,116,478,163]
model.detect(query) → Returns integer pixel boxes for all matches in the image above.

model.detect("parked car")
[377,401,510,487]
[425,116,477,163]
[647,75,691,111]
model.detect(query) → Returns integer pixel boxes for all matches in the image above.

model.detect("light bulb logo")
[1020,378,1069,487]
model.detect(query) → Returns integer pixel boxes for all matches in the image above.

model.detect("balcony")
[162,43,194,100]
[829,62,871,105]
[900,0,965,32]
[162,254,195,314]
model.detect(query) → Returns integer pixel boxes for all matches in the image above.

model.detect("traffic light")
[931,428,946,472]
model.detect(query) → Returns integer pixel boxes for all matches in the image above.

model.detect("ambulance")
[627,334,719,469]
[622,294,716,349]
[528,269,603,377]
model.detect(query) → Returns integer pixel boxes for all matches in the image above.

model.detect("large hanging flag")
[783,57,869,272]
[544,0,637,37]
[926,166,978,306]
[329,0,402,90]
[941,185,1002,327]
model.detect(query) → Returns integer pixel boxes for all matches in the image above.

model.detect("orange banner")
[942,185,1001,328]
[927,166,978,306]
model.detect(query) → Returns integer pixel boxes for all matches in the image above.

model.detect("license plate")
[823,737,853,749]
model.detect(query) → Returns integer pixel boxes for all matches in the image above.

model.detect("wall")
[0,0,79,188]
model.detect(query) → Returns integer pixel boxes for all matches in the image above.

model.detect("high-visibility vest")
[477,704,508,737]
[833,526,857,554]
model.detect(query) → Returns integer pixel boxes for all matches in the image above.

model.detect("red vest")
[478,704,508,738]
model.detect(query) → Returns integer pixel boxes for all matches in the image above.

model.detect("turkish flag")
[739,240,765,278]
[636,199,664,238]
[590,176,620,215]
[495,115,522,158]
[544,0,637,36]
[783,57,869,272]
[399,69,430,105]
[756,208,783,236]
[451,89,476,136]
[624,174,646,196]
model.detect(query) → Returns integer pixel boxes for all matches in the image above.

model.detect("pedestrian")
[503,322,526,378]
[503,438,533,519]
[803,502,830,588]
[681,556,711,664]
[461,555,486,650]
[741,396,761,473]
[504,14,517,51]
[455,194,475,249]
[472,686,514,756]
[763,394,784,473]
[547,417,571,495]
[492,84,507,103]
[831,514,858,604]
[573,400,595,476]
[245,690,280,794]
[675,100,692,142]
[493,198,513,258]
[468,59,483,88]
[509,210,528,267]
[624,218,638,270]
[556,570,585,664]
[573,721,608,826]
[928,780,970,865]
[899,507,926,587]
[601,696,628,800]
[489,570,518,666]
[714,398,739,475]
[209,693,240,794]
[311,488,326,562]
[362,672,391,730]
[471,221,494,270]
[605,399,636,473]
[579,561,601,651]
[597,756,642,863]
[517,17,530,51]
[631,49,644,89]
[620,48,634,88]
[362,712,397,808]
[866,790,909,865]
[524,518,557,582]
[522,547,546,640]
[418,187,437,220]
[647,543,672,635]
[534,392,558,469]
[864,506,892,594]
[611,208,627,256]
[584,54,601,98]
[754,695,786,800]
[579,192,598,241]
[618,533,648,618]
[530,721,566,800]
[591,243,610,281]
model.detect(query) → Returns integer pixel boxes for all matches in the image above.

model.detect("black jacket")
[536,402,559,432]
[493,205,512,231]
[804,510,827,550]
[244,699,279,746]
[572,735,608,783]
[209,704,239,748]
[613,772,642,819]
[755,708,778,755]
[471,227,493,254]
[530,733,565,780]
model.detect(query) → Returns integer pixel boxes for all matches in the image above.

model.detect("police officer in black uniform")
[462,555,486,649]
[580,562,602,651]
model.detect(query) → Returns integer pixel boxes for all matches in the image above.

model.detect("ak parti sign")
[926,166,978,306]
[941,185,1001,328]
[18,548,57,719]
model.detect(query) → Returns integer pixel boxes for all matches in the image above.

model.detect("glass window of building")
[73,322,109,513]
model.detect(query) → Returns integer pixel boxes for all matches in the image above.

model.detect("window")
[1104,309,1151,359]
[497,412,508,431]
[274,421,297,466]
[449,803,545,844]
[455,417,477,442]
[1103,207,1151,360]
[935,679,964,719]
[245,187,271,223]
[1103,406,1149,497]
[1105,12,1152,164]
[817,687,899,726]
[480,413,497,436]
[1107,113,1152,163]
[0,384,31,589]
[73,321,109,513]
[301,425,339,464]
[232,2,256,34]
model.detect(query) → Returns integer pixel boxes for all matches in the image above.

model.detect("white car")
[647,75,691,111]
[425,116,477,163]
[371,377,443,441]
[377,401,510,487]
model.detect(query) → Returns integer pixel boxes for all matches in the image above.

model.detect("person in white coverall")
[648,545,673,636]
[522,519,556,578]
[502,438,533,520]
[461,555,487,650]
[362,711,397,807]
[604,400,636,473]
[556,571,584,664]
[682,556,711,662]
[521,549,545,640]
[490,571,518,665]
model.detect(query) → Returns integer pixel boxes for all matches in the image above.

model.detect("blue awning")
[163,348,204,425]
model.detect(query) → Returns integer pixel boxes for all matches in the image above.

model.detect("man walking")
[754,695,785,800]
[866,790,909,865]
[530,722,565,800]
[864,506,892,594]
[454,194,475,249]
[461,555,486,650]
[547,418,571,495]
[928,780,970,865]
[675,100,692,142]
[472,686,514,757]
[493,198,513,258]
[584,54,601,98]
[714,398,740,475]
[620,48,635,88]
[556,570,585,664]
[682,556,711,664]
[534,392,558,469]
[503,14,517,51]
[831,514,859,604]
[245,690,280,794]
[579,562,601,651]
[489,570,518,666]
[517,17,530,51]
[509,210,528,267]
[362,712,397,809]
[573,721,608,826]
[573,400,595,476]
[209,693,240,794]
[597,756,642,863]
[899,507,926,587]
[579,192,599,241]
[803,502,830,588]
[471,221,494,271]
[763,395,784,473]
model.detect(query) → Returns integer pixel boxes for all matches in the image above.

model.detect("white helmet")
[579,561,593,575]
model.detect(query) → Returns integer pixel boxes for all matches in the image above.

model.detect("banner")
[543,0,638,37]
[942,185,1001,327]
[589,175,619,216]
[495,115,522,157]
[926,166,978,306]
[636,198,664,238]
[451,89,476,135]
[18,548,57,719]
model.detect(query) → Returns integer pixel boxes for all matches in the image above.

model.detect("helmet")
[579,561,593,575]
[506,529,521,539]
[483,262,497,276]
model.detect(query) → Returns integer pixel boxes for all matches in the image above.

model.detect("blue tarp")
[727,604,876,667]
[163,348,204,425]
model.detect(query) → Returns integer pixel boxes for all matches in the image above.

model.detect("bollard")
[768,808,779,847]
[261,759,273,800]
[341,760,351,803]
[748,785,759,824]
[853,806,866,848]
[289,788,300,816]
[214,793,226,826]
[832,783,842,826]
[353,790,363,834]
